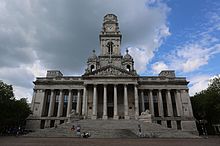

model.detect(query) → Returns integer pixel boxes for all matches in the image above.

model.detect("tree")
[191,76,220,134]
[0,81,31,134]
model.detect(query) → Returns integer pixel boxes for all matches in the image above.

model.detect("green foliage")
[0,81,31,132]
[191,76,220,124]
[192,90,220,123]
[208,76,220,93]
[0,81,14,102]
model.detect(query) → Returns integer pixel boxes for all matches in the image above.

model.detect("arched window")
[106,41,113,54]
[126,65,131,71]
[90,65,95,72]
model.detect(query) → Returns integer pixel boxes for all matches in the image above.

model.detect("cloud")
[13,86,33,101]
[0,0,171,101]
[154,12,220,73]
[188,74,220,96]
[151,61,168,74]
[170,43,220,72]
[0,59,47,102]
[188,75,211,96]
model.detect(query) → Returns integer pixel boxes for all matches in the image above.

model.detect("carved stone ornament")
[83,65,136,77]
[139,109,152,123]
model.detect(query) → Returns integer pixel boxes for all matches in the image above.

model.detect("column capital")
[176,89,181,93]
[134,84,139,88]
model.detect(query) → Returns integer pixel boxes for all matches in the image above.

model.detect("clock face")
[106,24,115,32]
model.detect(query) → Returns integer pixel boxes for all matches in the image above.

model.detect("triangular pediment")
[83,65,137,77]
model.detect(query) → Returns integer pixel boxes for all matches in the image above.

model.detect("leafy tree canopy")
[191,76,220,124]
[0,81,31,132]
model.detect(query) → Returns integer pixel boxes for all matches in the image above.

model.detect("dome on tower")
[104,14,118,23]
[123,49,133,61]
[88,50,98,62]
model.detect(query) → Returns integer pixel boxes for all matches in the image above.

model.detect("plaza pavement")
[0,137,219,146]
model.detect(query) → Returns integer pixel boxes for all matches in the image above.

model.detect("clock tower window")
[90,65,95,72]
[106,41,114,54]
[126,65,131,71]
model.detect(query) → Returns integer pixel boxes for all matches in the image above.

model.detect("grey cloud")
[0,67,34,88]
[0,0,169,99]
[0,0,169,74]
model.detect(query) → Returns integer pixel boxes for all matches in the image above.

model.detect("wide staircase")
[25,119,199,138]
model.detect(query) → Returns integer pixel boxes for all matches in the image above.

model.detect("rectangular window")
[153,91,158,103]
[47,95,51,103]
[177,120,182,130]
[167,120,172,128]
[64,95,68,103]
[55,95,59,102]
[157,120,161,125]
[40,120,45,129]
[50,120,55,128]
[73,95,77,102]
[60,120,64,124]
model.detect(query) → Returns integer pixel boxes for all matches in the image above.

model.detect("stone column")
[76,89,81,114]
[113,84,119,119]
[141,90,145,112]
[149,89,154,116]
[124,84,129,119]
[134,85,139,119]
[166,89,173,116]
[158,89,164,117]
[175,90,182,116]
[92,84,97,119]
[187,90,194,117]
[82,85,87,116]
[48,90,55,117]
[39,90,46,116]
[57,90,64,117]
[31,89,37,111]
[66,89,72,117]
[103,84,108,119]
[181,89,193,117]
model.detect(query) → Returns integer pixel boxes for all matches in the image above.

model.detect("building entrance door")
[107,106,114,118]
[107,85,114,118]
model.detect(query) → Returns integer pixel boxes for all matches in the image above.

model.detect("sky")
[0,0,220,102]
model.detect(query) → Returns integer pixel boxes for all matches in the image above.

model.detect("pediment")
[83,65,137,77]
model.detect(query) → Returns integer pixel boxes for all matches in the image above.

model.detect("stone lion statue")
[141,109,151,116]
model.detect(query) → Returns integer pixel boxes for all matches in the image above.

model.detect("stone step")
[25,119,199,138]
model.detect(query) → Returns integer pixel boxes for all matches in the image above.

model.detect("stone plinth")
[139,110,152,123]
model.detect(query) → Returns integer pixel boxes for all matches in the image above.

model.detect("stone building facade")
[27,14,196,133]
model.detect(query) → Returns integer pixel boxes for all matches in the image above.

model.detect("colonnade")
[139,89,189,117]
[82,84,139,120]
[41,86,191,119]
[44,89,82,117]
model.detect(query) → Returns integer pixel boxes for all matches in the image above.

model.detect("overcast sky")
[0,0,220,102]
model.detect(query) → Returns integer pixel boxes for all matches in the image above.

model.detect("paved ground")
[0,137,219,146]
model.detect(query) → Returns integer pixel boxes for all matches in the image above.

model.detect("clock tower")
[99,14,122,56]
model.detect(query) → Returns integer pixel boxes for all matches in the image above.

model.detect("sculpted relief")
[83,65,134,77]
[95,67,130,76]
